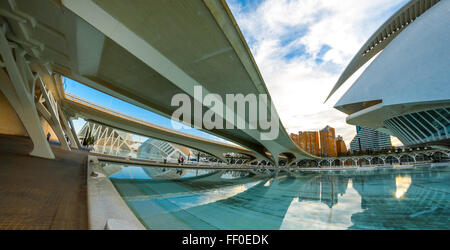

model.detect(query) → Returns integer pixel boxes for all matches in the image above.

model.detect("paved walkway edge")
[87,155,146,230]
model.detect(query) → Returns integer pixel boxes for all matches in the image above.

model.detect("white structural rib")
[325,0,441,102]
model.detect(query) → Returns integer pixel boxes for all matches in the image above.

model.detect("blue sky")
[68,0,408,146]
[64,77,226,143]
[226,0,408,146]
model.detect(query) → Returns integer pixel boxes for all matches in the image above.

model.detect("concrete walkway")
[0,135,88,229]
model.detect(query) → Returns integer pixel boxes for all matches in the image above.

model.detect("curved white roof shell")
[334,0,449,114]
[326,0,442,102]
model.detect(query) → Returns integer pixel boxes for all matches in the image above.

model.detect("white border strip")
[87,155,146,230]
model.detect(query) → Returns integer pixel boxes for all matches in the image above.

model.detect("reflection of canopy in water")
[159,176,318,229]
[112,170,356,229]
[142,167,189,180]
[112,170,261,201]
[350,168,450,229]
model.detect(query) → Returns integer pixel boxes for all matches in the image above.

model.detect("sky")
[226,0,407,146]
[68,0,409,147]
[64,78,227,143]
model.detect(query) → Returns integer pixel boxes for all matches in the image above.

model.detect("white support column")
[273,154,280,179]
[68,118,82,148]
[328,159,333,167]
[0,27,54,159]
[36,75,70,151]
[58,105,78,149]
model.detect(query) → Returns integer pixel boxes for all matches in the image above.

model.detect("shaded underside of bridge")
[63,94,260,162]
[0,0,313,163]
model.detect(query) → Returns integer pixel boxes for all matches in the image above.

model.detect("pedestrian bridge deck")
[92,152,422,172]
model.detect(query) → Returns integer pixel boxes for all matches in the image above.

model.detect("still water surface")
[106,163,450,229]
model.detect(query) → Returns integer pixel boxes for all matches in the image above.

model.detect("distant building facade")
[320,126,337,157]
[291,131,320,156]
[350,126,392,152]
[299,131,321,156]
[336,135,348,155]
[292,125,353,157]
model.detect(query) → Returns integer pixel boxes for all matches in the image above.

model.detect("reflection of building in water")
[137,138,192,161]
[139,174,350,229]
[298,177,321,202]
[298,175,349,208]
[222,171,249,179]
[78,122,134,157]
[160,176,307,229]
[395,176,412,199]
[142,167,187,179]
[350,169,450,229]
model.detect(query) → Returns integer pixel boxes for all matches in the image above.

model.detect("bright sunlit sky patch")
[226,0,407,146]
[67,0,408,146]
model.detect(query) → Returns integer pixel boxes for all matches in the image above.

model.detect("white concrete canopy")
[326,0,442,102]
[329,0,449,147]
[0,0,314,162]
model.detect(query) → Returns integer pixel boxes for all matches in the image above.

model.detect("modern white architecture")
[137,138,192,162]
[327,0,449,148]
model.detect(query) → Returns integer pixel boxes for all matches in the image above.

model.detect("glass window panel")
[413,113,436,135]
[436,108,450,121]
[420,111,443,131]
[385,120,410,144]
[428,110,447,128]
[398,116,423,140]
[392,117,419,141]
[406,114,431,137]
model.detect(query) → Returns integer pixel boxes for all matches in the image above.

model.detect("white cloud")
[227,0,407,146]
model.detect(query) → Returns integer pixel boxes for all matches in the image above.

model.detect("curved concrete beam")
[62,94,262,162]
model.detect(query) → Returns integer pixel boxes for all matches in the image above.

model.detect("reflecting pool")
[106,163,450,230]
